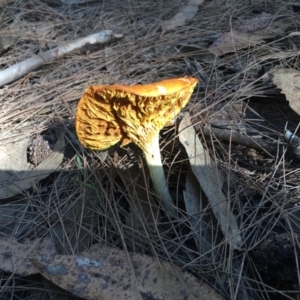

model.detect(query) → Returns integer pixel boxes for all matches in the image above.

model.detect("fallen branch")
[202,126,277,155]
[0,30,123,87]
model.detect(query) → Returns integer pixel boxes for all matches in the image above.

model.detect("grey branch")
[0,30,123,87]
[202,126,277,155]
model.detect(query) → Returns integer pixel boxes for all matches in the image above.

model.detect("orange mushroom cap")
[76,77,198,153]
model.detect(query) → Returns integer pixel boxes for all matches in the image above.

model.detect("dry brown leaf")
[0,131,64,199]
[238,12,272,32]
[0,237,56,276]
[0,31,13,53]
[209,14,292,56]
[161,0,205,34]
[0,138,29,197]
[272,68,300,116]
[179,114,242,250]
[30,243,221,300]
[183,170,216,258]
[247,50,300,68]
[0,237,222,299]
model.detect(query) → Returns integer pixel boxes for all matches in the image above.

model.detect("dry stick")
[202,127,277,155]
[0,30,123,87]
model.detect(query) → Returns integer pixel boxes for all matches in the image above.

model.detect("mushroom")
[76,77,198,215]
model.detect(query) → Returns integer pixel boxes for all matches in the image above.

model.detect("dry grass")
[1,0,300,299]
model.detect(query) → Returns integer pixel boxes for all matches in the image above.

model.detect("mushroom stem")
[143,134,176,216]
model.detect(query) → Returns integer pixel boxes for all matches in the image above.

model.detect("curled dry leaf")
[0,131,64,199]
[179,114,242,250]
[76,77,198,215]
[272,68,300,116]
[161,0,205,34]
[31,243,222,300]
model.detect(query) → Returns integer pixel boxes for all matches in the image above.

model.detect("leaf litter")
[1,0,300,299]
[209,12,292,56]
[179,114,242,250]
[272,68,300,116]
[0,237,222,300]
[161,0,206,34]
[0,131,64,199]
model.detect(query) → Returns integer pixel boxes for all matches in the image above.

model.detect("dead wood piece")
[0,30,123,87]
[202,126,277,155]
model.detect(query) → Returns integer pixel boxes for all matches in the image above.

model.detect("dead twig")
[0,30,123,87]
[202,126,277,155]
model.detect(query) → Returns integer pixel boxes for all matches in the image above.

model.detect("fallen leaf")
[179,114,242,250]
[31,243,222,300]
[247,50,300,68]
[238,12,272,32]
[183,169,217,259]
[161,0,205,34]
[0,237,222,299]
[209,14,292,56]
[0,131,65,199]
[0,34,13,53]
[272,68,300,116]
[0,237,56,276]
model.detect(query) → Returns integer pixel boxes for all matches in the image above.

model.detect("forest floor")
[1,0,300,299]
